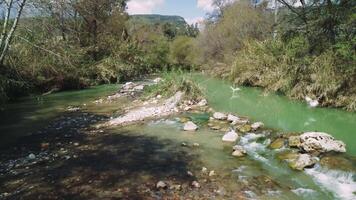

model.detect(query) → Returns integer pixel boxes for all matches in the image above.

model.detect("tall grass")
[144,70,204,100]
[230,39,356,111]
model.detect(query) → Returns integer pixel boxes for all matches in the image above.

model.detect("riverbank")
[0,76,355,199]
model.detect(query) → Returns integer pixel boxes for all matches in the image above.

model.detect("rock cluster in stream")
[177,98,348,171]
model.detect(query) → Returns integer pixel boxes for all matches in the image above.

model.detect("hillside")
[129,14,188,26]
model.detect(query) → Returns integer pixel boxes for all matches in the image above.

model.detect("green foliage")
[145,70,204,101]
[170,36,196,67]
[195,0,273,64]
[230,39,356,111]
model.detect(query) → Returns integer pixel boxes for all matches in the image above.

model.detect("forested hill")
[129,14,188,26]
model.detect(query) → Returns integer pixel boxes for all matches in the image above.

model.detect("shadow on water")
[0,111,196,200]
[0,85,119,148]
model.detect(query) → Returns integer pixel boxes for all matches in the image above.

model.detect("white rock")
[209,170,216,177]
[213,112,227,120]
[197,99,208,107]
[227,114,239,122]
[156,181,167,189]
[193,143,200,147]
[192,181,200,188]
[153,78,163,83]
[28,153,36,160]
[222,130,239,142]
[157,95,162,99]
[134,85,144,90]
[300,132,346,153]
[232,145,247,157]
[184,121,198,131]
[290,154,318,170]
[201,167,208,173]
[251,122,264,130]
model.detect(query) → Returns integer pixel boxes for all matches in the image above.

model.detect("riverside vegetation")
[0,0,354,111]
[0,0,355,199]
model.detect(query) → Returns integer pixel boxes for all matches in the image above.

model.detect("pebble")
[209,170,216,177]
[28,154,36,160]
[192,181,200,188]
[156,181,167,189]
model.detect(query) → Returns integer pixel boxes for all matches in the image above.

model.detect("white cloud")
[197,0,215,12]
[185,17,205,25]
[127,0,165,14]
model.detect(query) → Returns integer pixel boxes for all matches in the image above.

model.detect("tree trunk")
[0,0,27,65]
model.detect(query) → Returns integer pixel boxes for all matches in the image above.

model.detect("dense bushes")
[195,0,272,64]
[230,39,356,110]
[195,0,356,111]
[0,1,199,102]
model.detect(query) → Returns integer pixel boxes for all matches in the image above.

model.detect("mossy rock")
[320,155,356,172]
[269,138,285,149]
[288,136,301,148]
[277,151,299,161]
[180,117,190,123]
[238,124,252,133]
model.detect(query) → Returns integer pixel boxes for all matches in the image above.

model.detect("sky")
[127,0,217,24]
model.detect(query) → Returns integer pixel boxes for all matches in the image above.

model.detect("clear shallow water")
[0,77,355,199]
[0,84,120,147]
[118,119,342,200]
[192,75,356,155]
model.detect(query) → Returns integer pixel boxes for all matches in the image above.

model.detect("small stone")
[209,170,216,177]
[227,114,239,122]
[153,78,162,83]
[213,112,227,120]
[288,136,301,147]
[187,171,194,176]
[156,181,167,189]
[183,121,198,131]
[181,142,188,147]
[201,167,208,174]
[232,145,247,157]
[222,130,239,142]
[288,154,318,170]
[251,122,264,130]
[41,143,50,149]
[134,85,144,90]
[157,95,162,99]
[74,142,80,146]
[238,124,252,133]
[193,143,200,147]
[170,184,181,190]
[269,138,285,149]
[28,153,36,160]
[192,181,200,188]
[197,99,208,107]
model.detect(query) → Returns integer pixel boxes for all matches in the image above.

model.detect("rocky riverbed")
[0,79,355,200]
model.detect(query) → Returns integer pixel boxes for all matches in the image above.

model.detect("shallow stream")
[0,76,355,199]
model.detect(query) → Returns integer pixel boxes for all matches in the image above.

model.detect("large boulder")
[299,132,346,153]
[213,112,227,120]
[222,130,239,142]
[184,121,198,131]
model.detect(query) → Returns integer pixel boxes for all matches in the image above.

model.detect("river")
[0,75,355,199]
